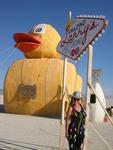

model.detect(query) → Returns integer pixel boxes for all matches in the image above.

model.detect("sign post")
[83,44,93,150]
[61,57,67,124]
[59,57,67,150]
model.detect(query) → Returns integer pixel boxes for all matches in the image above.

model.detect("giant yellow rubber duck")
[4,17,82,117]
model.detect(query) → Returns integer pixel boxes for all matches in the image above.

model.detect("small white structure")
[89,82,106,122]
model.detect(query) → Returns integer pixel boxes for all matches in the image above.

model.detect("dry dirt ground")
[0,95,113,150]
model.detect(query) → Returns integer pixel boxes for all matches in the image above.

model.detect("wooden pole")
[59,57,67,150]
[61,57,67,124]
[83,45,93,150]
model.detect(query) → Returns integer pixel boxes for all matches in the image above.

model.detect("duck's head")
[13,24,61,58]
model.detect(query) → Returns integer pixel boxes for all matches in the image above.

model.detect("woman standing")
[66,91,86,150]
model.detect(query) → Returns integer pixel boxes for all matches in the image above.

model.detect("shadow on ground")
[0,105,5,113]
[0,138,68,150]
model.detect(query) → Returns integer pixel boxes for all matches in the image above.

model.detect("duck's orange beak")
[13,33,42,53]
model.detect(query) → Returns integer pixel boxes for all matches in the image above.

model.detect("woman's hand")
[65,130,69,139]
[65,106,73,140]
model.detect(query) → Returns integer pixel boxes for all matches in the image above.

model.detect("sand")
[0,95,113,150]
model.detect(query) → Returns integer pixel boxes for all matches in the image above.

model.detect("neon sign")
[57,16,108,60]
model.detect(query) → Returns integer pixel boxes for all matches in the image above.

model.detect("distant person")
[65,91,86,150]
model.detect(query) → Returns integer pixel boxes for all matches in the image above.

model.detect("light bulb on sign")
[80,54,83,58]
[98,33,102,37]
[92,41,95,45]
[77,57,80,61]
[102,29,105,33]
[83,51,86,54]
[99,15,104,19]
[94,37,98,42]
[96,15,99,18]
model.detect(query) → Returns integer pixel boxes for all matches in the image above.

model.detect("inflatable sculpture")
[4,22,82,117]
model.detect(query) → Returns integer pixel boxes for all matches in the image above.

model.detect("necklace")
[73,104,81,112]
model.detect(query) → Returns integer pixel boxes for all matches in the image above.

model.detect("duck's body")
[4,24,82,117]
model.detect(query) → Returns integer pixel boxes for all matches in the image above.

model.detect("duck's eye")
[32,24,46,34]
[35,28,42,32]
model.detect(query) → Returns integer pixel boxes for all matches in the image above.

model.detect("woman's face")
[73,98,81,106]
[77,99,82,105]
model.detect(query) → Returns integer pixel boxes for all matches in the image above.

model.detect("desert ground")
[0,95,113,150]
